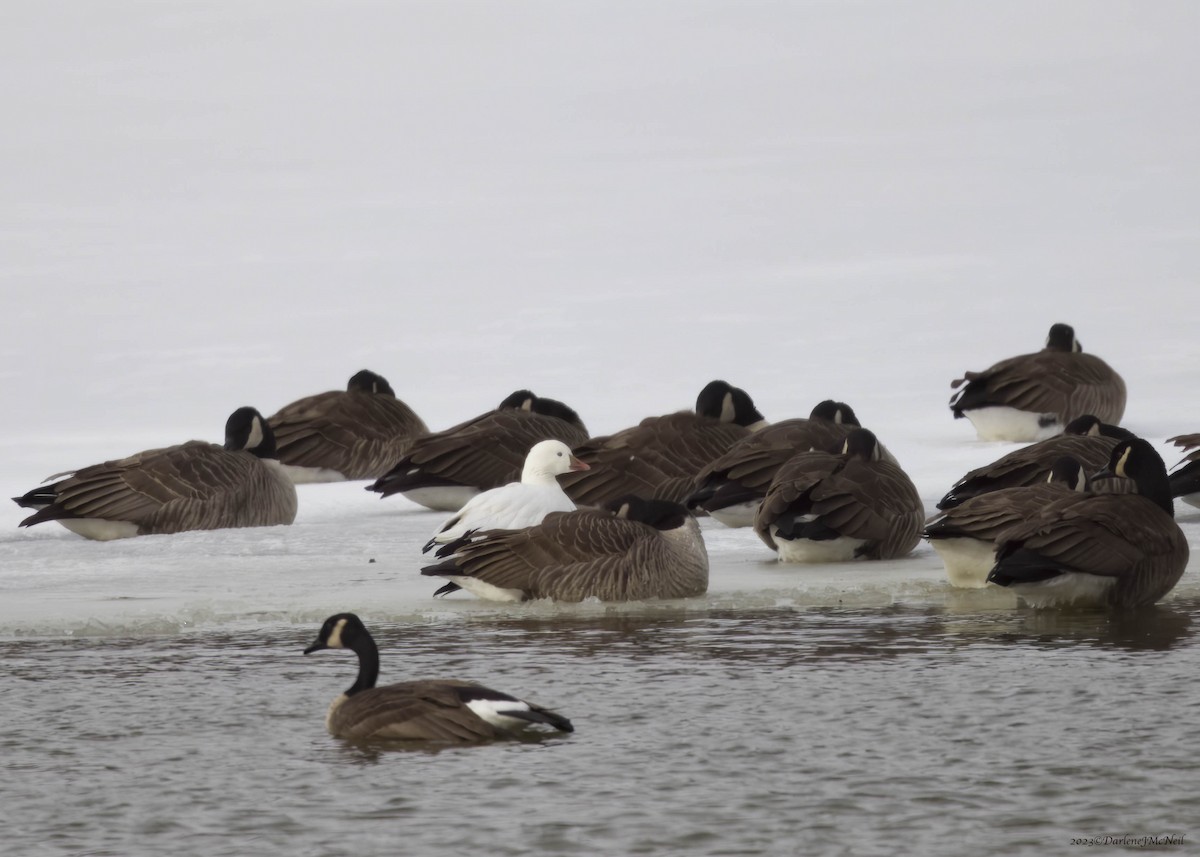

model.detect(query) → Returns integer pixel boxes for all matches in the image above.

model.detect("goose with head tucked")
[949,323,1127,442]
[937,415,1134,510]
[924,456,1089,588]
[689,400,899,528]
[267,369,428,483]
[421,495,709,602]
[422,439,588,553]
[12,407,297,540]
[753,428,923,563]
[366,390,589,512]
[987,439,1188,609]
[557,380,767,509]
[303,613,573,742]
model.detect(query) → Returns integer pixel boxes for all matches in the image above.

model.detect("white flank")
[447,576,526,603]
[280,464,349,484]
[708,501,759,529]
[963,407,1063,443]
[1010,573,1116,608]
[58,518,140,541]
[465,697,533,730]
[402,486,481,512]
[929,538,996,588]
[1182,493,1200,510]
[771,527,866,563]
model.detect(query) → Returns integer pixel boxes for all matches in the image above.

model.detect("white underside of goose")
[770,526,866,563]
[1008,573,1116,608]
[1181,493,1200,510]
[281,464,349,484]
[58,518,140,541]
[928,537,995,588]
[708,501,758,529]
[962,406,1063,443]
[402,486,481,512]
[441,575,526,602]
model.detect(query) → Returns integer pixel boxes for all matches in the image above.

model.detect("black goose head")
[841,428,881,462]
[303,612,369,654]
[498,389,538,410]
[1046,456,1088,492]
[606,495,690,531]
[347,370,395,396]
[1045,322,1081,353]
[809,400,860,426]
[530,396,586,430]
[224,407,278,459]
[1063,415,1135,440]
[695,380,764,427]
[1094,439,1174,516]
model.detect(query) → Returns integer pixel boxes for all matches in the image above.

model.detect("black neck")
[347,635,380,697]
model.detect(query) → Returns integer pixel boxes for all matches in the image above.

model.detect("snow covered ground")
[2,1,1198,636]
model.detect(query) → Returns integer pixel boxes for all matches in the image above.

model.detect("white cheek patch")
[1114,446,1132,478]
[720,393,736,423]
[246,416,265,450]
[465,697,532,729]
[326,617,348,649]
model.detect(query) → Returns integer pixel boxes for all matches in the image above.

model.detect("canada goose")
[267,369,428,483]
[987,439,1189,608]
[689,400,898,528]
[949,323,1127,442]
[304,613,573,741]
[753,428,923,562]
[423,439,588,553]
[557,380,767,509]
[937,415,1133,510]
[1167,433,1200,508]
[923,456,1088,588]
[366,390,589,512]
[420,496,709,602]
[12,407,297,540]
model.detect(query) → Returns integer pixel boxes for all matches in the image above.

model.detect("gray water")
[5,599,1198,857]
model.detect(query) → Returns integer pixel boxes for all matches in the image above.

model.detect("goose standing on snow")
[423,439,589,553]
[923,456,1089,588]
[268,369,428,483]
[949,323,1127,442]
[689,400,891,528]
[987,438,1188,608]
[304,613,573,741]
[937,415,1133,509]
[754,428,923,563]
[1166,433,1200,509]
[421,496,709,602]
[366,390,589,512]
[557,380,767,509]
[12,407,297,540]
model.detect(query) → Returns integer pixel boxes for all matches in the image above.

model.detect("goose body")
[558,380,766,509]
[937,415,1132,510]
[690,400,895,528]
[754,429,923,563]
[423,440,588,552]
[12,408,297,540]
[924,457,1088,588]
[304,613,573,741]
[366,391,588,511]
[987,439,1188,608]
[268,369,428,483]
[949,323,1127,442]
[1167,433,1200,509]
[421,496,709,602]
